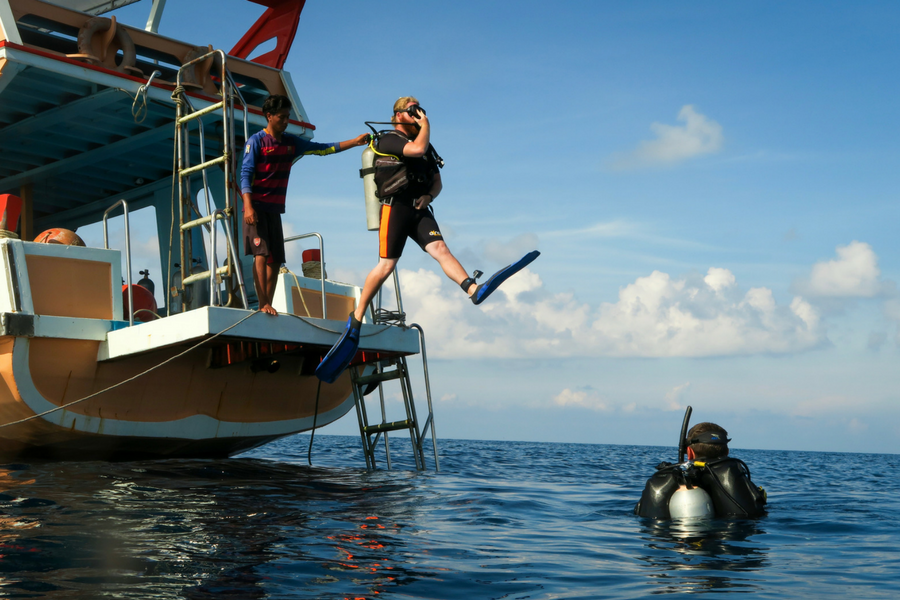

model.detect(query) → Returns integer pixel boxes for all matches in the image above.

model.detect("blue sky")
[100,1,900,454]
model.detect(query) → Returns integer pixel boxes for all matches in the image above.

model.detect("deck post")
[18,183,32,241]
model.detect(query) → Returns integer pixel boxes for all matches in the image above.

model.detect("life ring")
[33,228,85,246]
[72,16,138,74]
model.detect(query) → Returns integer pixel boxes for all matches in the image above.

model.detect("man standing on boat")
[241,94,369,315]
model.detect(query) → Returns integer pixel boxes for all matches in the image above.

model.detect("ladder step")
[177,100,225,124]
[354,369,402,386]
[181,211,226,231]
[181,265,229,285]
[363,420,414,435]
[179,154,227,178]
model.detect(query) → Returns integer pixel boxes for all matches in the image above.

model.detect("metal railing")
[410,323,439,471]
[102,199,133,326]
[284,232,327,318]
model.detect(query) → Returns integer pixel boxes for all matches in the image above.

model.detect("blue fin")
[471,250,541,305]
[315,313,361,383]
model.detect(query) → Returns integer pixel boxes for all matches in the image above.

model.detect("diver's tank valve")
[137,269,155,296]
[360,139,380,231]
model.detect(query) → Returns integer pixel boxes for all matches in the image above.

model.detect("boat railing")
[102,199,133,327]
[284,232,327,319]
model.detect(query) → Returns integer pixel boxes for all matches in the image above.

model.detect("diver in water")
[634,413,767,519]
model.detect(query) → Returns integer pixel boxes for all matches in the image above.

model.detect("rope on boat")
[308,378,322,466]
[0,304,399,431]
[0,310,261,430]
[281,266,312,317]
[132,70,162,124]
[283,312,393,337]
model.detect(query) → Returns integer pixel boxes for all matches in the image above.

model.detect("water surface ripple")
[0,437,897,598]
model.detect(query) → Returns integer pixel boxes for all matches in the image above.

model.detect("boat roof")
[0,0,311,231]
[44,0,144,14]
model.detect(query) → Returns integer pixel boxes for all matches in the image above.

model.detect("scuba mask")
[688,431,731,445]
[397,104,426,119]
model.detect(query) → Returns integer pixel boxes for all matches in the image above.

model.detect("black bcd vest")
[364,130,443,200]
[634,457,767,519]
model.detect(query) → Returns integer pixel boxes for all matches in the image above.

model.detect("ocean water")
[0,436,897,599]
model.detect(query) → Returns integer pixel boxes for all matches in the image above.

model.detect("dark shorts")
[244,210,285,265]
[379,202,443,259]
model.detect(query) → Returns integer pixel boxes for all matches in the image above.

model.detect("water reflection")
[0,459,427,598]
[636,517,769,594]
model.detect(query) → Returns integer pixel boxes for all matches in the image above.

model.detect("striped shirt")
[240,130,339,213]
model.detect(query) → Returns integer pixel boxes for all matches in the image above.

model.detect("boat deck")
[100,306,419,361]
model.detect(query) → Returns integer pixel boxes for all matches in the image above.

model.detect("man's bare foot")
[260,303,278,316]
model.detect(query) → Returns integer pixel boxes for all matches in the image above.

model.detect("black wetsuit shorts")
[379,202,443,259]
[244,209,285,265]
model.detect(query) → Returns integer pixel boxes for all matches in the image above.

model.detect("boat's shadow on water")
[0,457,425,598]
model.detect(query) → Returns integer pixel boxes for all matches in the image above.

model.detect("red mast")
[229,0,306,69]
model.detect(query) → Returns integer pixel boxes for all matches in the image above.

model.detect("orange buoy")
[33,228,86,246]
[123,284,158,322]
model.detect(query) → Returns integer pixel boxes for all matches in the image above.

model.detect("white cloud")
[798,241,881,298]
[664,382,691,411]
[398,265,824,359]
[704,267,735,292]
[552,388,611,411]
[610,105,724,170]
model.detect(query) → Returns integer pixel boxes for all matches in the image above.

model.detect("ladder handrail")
[102,199,133,327]
[410,323,439,471]
[207,209,249,309]
[351,320,440,470]
[173,48,246,311]
[284,232,327,319]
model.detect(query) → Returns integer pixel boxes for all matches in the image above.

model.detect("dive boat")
[0,0,430,462]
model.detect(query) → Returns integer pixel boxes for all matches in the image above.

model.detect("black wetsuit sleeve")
[377,136,439,174]
[376,133,408,157]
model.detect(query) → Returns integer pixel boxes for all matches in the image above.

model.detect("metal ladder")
[173,49,248,311]
[352,271,439,471]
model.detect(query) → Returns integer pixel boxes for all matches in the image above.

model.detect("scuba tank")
[668,486,715,519]
[360,142,380,231]
[169,259,209,314]
[137,269,155,296]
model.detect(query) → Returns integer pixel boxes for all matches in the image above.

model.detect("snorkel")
[678,405,692,463]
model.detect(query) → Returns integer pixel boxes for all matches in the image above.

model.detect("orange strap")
[378,204,391,258]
